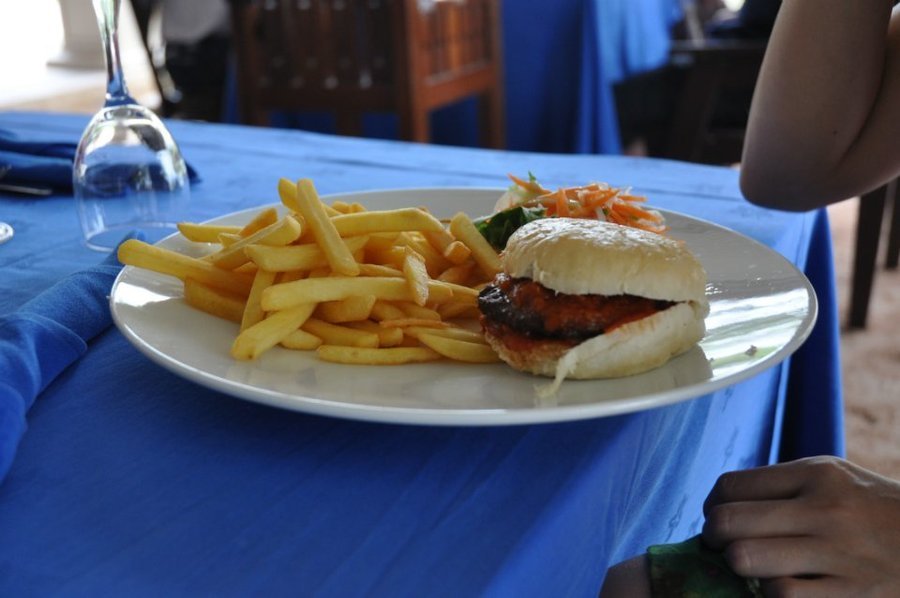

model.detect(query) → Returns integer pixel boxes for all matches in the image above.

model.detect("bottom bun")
[484,301,709,390]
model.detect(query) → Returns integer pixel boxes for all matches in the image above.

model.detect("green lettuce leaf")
[474,206,546,251]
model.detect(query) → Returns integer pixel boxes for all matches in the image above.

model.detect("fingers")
[759,576,850,598]
[702,499,815,549]
[704,458,835,514]
[722,536,831,579]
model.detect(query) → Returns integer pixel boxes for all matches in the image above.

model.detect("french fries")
[118,177,503,366]
[177,222,242,243]
[449,212,502,277]
[292,178,360,276]
[317,346,441,365]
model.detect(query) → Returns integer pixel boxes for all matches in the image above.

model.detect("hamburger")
[477,217,709,383]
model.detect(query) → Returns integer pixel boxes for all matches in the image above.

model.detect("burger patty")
[478,273,676,341]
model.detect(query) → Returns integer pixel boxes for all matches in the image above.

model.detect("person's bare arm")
[740,0,900,210]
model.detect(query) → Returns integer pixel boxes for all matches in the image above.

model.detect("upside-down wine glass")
[74,0,190,251]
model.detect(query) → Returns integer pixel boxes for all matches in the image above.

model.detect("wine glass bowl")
[74,103,189,250]
[74,0,190,251]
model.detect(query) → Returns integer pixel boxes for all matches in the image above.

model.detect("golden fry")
[278,179,341,216]
[394,302,442,321]
[177,222,242,243]
[315,294,377,323]
[239,206,279,237]
[425,280,458,305]
[370,300,407,321]
[233,262,259,275]
[245,236,368,272]
[405,325,486,344]
[421,227,454,253]
[416,332,500,363]
[241,268,278,331]
[261,277,410,311]
[316,345,441,365]
[365,246,406,267]
[380,318,449,329]
[231,303,316,360]
[398,232,451,277]
[183,278,246,323]
[330,200,353,214]
[217,233,242,248]
[364,233,401,251]
[301,318,379,348]
[209,215,304,270]
[294,178,360,276]
[278,269,306,283]
[442,240,472,265]
[118,239,253,296]
[437,302,482,320]
[402,248,430,306]
[437,261,475,285]
[330,208,445,237]
[358,263,403,278]
[280,329,323,350]
[432,280,479,303]
[345,320,405,347]
[449,212,501,277]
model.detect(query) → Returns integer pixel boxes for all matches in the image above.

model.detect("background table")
[0,111,842,596]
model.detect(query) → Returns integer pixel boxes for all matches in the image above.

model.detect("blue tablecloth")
[0,111,843,596]
[228,0,681,155]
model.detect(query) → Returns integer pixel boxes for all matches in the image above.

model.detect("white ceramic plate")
[110,188,817,426]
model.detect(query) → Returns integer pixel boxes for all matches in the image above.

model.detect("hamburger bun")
[478,218,709,385]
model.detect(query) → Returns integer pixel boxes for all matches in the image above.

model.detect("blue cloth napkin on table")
[0,128,200,193]
[0,235,138,483]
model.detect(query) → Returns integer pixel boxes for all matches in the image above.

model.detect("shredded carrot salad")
[506,174,668,234]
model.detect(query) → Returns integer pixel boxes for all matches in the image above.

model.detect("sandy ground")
[827,198,900,480]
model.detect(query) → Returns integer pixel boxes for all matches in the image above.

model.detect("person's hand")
[702,456,900,596]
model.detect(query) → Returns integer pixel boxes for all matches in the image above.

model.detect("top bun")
[502,218,707,302]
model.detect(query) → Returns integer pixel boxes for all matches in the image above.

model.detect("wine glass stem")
[93,0,132,105]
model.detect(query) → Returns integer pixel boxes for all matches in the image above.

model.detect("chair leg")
[479,88,505,149]
[249,107,270,127]
[664,64,719,161]
[849,184,889,328]
[398,109,430,143]
[335,112,364,138]
[886,187,900,269]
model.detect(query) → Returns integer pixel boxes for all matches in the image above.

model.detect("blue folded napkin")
[0,127,200,193]
[0,235,137,483]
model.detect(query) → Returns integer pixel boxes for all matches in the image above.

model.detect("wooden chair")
[662,39,766,163]
[229,0,505,147]
[850,181,900,328]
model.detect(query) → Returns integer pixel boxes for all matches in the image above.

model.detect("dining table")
[0,110,843,596]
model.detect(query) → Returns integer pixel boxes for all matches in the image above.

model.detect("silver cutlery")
[0,164,54,197]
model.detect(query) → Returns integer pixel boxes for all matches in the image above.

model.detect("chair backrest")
[664,40,766,164]
[230,0,503,142]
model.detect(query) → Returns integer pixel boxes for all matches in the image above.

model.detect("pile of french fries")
[117,178,504,365]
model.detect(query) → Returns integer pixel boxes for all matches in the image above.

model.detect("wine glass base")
[83,223,177,252]
[0,222,13,245]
